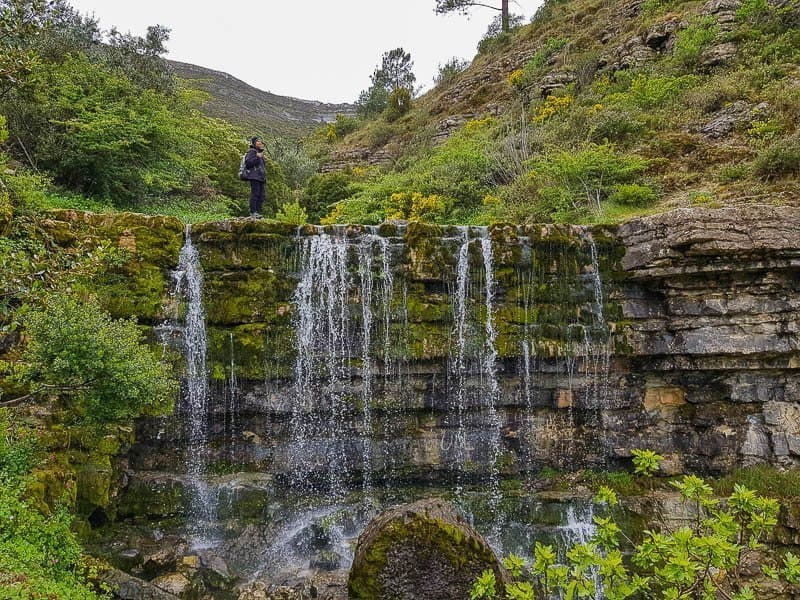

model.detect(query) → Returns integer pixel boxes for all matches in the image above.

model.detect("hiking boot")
[250,212,262,219]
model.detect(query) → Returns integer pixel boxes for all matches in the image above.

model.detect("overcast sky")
[66,0,544,104]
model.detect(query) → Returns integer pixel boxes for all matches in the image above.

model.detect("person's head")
[250,136,264,150]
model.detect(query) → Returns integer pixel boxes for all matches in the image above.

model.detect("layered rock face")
[108,206,800,501]
[37,206,800,520]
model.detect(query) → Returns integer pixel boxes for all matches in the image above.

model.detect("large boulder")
[348,498,507,600]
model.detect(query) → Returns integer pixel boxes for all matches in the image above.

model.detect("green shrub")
[607,183,658,206]
[331,113,360,137]
[528,144,650,220]
[588,106,647,144]
[275,200,308,225]
[478,30,514,54]
[385,88,413,122]
[718,162,749,182]
[625,73,697,109]
[753,133,800,178]
[19,294,176,422]
[368,122,399,148]
[474,454,800,600]
[527,37,569,71]
[672,17,719,68]
[0,411,100,598]
[434,57,469,87]
[302,171,356,223]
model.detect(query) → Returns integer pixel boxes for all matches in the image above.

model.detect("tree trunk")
[501,0,510,31]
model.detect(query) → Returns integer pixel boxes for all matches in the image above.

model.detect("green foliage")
[588,106,647,144]
[385,87,413,122]
[434,57,469,87]
[529,37,569,71]
[714,465,800,498]
[302,171,356,223]
[357,48,416,120]
[331,113,360,138]
[7,54,243,206]
[324,118,496,224]
[672,17,719,68]
[625,73,697,109]
[478,29,514,54]
[527,144,650,220]
[275,200,308,225]
[509,37,569,92]
[474,464,798,600]
[356,84,390,118]
[18,294,175,422]
[471,569,497,599]
[753,133,800,179]
[0,410,101,598]
[631,448,664,476]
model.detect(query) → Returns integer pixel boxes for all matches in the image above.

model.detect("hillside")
[169,60,356,140]
[318,0,799,224]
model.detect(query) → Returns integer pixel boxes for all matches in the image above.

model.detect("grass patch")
[713,465,800,498]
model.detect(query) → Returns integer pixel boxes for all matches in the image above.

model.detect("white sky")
[66,0,544,104]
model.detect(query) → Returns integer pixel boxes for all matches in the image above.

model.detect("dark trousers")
[249,180,265,214]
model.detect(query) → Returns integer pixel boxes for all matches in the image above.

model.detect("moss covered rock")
[348,498,508,599]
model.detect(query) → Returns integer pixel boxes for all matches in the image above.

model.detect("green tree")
[356,48,416,119]
[16,294,175,422]
[435,0,512,32]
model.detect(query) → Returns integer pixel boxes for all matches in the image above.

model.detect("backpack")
[238,154,249,180]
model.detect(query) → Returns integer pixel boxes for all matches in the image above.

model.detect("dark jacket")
[243,148,266,182]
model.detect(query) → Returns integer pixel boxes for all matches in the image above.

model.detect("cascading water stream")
[173,225,216,547]
[451,230,471,494]
[480,234,504,544]
[559,504,605,599]
[358,237,376,498]
[291,232,352,499]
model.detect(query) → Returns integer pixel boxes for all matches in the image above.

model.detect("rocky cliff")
[35,206,800,519]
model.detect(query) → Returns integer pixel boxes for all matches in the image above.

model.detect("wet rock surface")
[348,498,507,600]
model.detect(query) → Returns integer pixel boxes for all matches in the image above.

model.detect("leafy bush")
[0,411,100,599]
[528,37,569,71]
[384,192,449,222]
[434,57,469,87]
[528,144,650,220]
[588,106,647,144]
[302,171,356,223]
[6,54,242,207]
[479,30,514,54]
[473,454,800,600]
[607,183,658,206]
[275,200,308,225]
[624,73,697,109]
[509,37,569,92]
[753,133,800,178]
[326,117,497,224]
[672,17,719,68]
[19,295,176,422]
[532,94,573,123]
[385,88,413,122]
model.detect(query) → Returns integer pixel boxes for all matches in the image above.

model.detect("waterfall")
[587,234,605,327]
[378,236,394,380]
[451,230,471,492]
[358,237,375,497]
[173,225,216,547]
[227,332,239,461]
[480,235,503,543]
[559,504,605,599]
[291,232,352,499]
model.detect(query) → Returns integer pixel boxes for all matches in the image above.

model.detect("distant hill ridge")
[168,60,356,140]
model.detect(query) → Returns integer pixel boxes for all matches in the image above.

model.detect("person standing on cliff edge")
[242,136,267,218]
